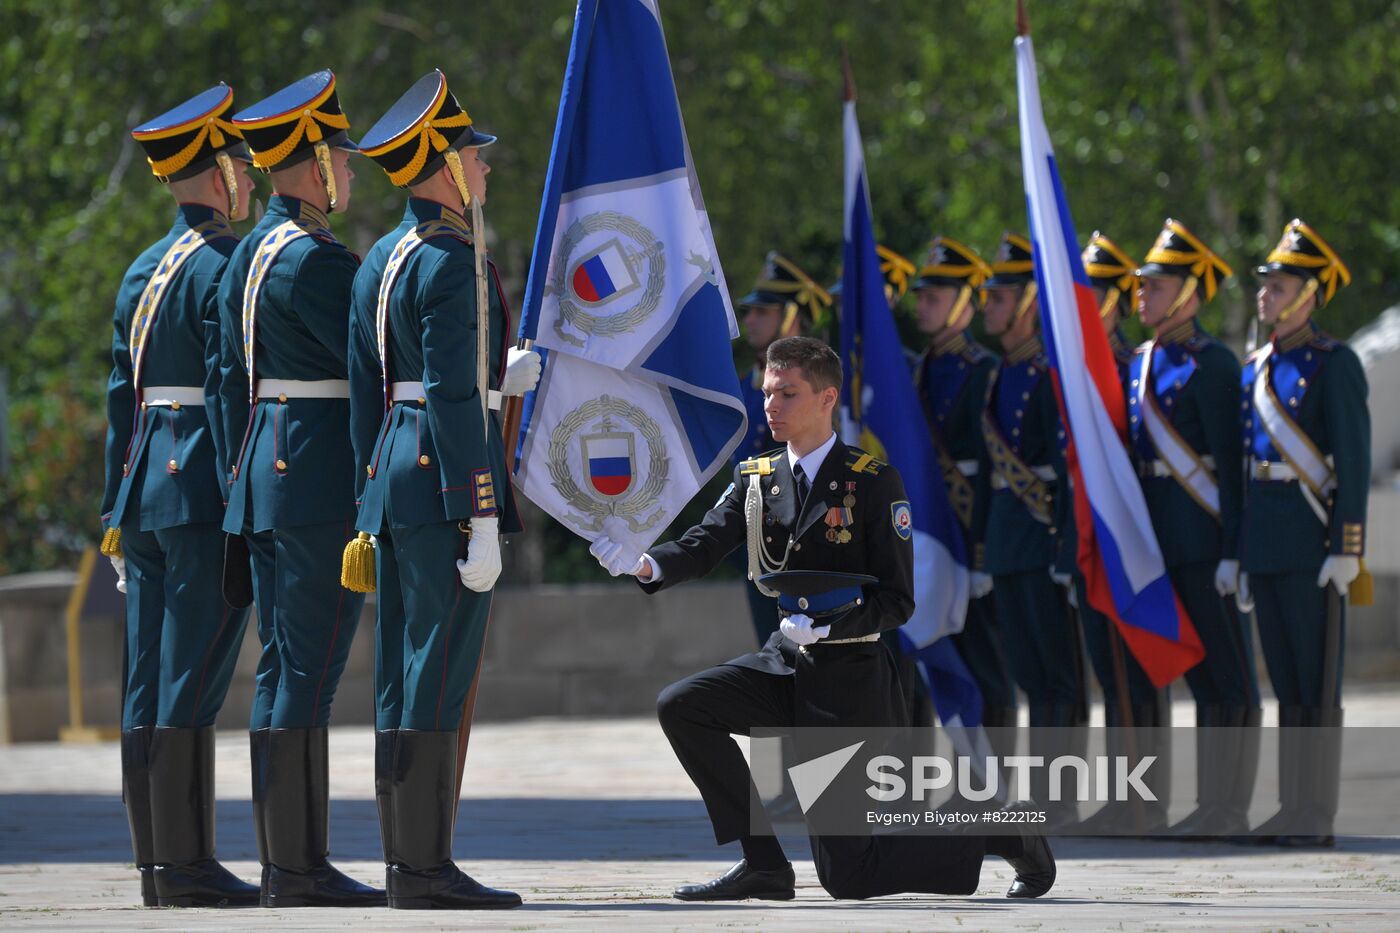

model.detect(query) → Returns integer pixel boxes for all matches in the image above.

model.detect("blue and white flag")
[514,0,746,554]
[835,86,984,735]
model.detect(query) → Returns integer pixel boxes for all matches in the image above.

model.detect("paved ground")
[2,689,1398,931]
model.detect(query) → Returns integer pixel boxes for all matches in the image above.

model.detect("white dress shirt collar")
[788,431,838,485]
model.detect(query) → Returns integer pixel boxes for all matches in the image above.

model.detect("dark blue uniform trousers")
[1172,562,1260,707]
[247,520,365,729]
[373,521,491,732]
[993,569,1082,714]
[121,522,250,729]
[1250,572,1343,708]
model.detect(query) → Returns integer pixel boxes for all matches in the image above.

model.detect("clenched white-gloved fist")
[499,347,542,396]
[1317,555,1361,595]
[1214,559,1240,597]
[1236,572,1255,613]
[970,571,994,600]
[1050,569,1072,588]
[110,555,127,594]
[456,516,502,592]
[588,534,643,577]
[780,612,831,646]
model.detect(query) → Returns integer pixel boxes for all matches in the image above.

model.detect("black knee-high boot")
[149,727,260,907]
[121,728,157,906]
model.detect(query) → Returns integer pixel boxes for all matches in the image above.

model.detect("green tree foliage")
[0,0,1395,576]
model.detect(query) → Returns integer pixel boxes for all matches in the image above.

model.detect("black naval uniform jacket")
[639,439,915,725]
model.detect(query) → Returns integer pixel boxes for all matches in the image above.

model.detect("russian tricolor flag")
[571,244,636,304]
[1015,23,1203,686]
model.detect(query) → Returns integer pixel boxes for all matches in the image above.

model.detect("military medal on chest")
[825,481,857,543]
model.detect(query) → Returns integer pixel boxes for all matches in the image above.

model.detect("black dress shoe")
[1005,831,1056,899]
[138,865,157,907]
[1276,833,1335,848]
[264,861,387,908]
[674,860,795,902]
[154,858,261,908]
[387,863,522,909]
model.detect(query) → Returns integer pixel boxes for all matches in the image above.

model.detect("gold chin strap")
[1098,285,1121,320]
[943,284,974,332]
[1161,274,1198,323]
[1012,282,1038,324]
[780,301,800,335]
[1276,276,1320,325]
[314,141,338,210]
[215,151,238,219]
[443,147,473,212]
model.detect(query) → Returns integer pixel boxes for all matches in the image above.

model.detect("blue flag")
[836,92,983,732]
[514,0,747,554]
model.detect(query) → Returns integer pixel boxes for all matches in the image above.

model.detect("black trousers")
[656,655,986,899]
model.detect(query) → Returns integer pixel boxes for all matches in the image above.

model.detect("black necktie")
[794,463,811,505]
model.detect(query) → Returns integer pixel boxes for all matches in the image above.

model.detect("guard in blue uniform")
[102,84,260,909]
[217,70,381,907]
[976,232,1085,829]
[910,236,1018,736]
[730,252,831,645]
[1071,232,1171,834]
[1131,219,1260,836]
[345,70,533,909]
[1240,220,1369,847]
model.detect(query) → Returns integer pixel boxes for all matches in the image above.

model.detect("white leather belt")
[391,381,502,411]
[955,459,979,477]
[257,379,350,400]
[991,464,1056,488]
[141,386,204,407]
[1251,458,1333,484]
[1139,454,1216,479]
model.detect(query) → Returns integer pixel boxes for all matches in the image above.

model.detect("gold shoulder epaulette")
[848,452,885,475]
[740,456,776,476]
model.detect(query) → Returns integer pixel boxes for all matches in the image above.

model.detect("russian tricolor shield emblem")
[582,429,636,499]
[570,239,638,304]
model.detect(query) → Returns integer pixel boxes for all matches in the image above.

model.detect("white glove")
[1317,555,1361,595]
[456,516,501,592]
[1236,572,1255,613]
[110,555,127,594]
[1050,569,1072,588]
[499,347,542,396]
[1214,559,1240,597]
[970,571,994,600]
[780,612,831,646]
[588,534,643,577]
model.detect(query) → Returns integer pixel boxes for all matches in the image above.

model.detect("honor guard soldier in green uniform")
[977,232,1084,829]
[589,337,1055,903]
[216,70,383,907]
[910,236,1018,738]
[1239,220,1369,847]
[1071,232,1171,833]
[731,252,831,646]
[102,84,260,909]
[1131,219,1260,836]
[344,70,534,909]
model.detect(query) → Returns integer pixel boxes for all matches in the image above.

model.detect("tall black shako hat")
[234,70,356,210]
[132,83,253,182]
[360,70,495,189]
[1082,231,1137,318]
[1136,218,1232,303]
[1256,219,1350,308]
[739,251,833,332]
[829,245,917,308]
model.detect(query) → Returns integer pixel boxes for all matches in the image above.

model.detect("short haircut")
[765,336,842,393]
